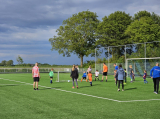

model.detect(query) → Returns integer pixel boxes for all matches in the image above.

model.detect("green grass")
[0,73,160,119]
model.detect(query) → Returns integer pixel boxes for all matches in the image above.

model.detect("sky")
[0,0,160,65]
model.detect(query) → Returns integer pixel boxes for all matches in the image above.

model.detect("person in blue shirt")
[114,64,118,85]
[81,71,87,82]
[150,63,160,94]
[114,64,118,70]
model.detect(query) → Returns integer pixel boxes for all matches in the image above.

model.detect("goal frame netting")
[126,57,160,77]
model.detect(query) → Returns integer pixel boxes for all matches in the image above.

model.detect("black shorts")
[103,72,107,76]
[95,76,99,77]
[82,77,86,79]
[50,77,53,78]
[33,77,39,82]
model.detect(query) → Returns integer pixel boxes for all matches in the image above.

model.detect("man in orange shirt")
[101,63,108,82]
[88,71,92,86]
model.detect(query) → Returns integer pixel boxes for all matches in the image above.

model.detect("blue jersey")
[150,66,160,78]
[115,66,118,70]
[82,73,87,78]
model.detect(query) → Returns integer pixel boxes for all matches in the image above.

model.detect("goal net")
[126,57,160,77]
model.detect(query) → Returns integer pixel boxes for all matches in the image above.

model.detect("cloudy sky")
[0,0,160,65]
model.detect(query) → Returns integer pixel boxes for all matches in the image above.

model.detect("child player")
[143,70,148,84]
[124,69,127,84]
[88,71,92,86]
[114,70,117,85]
[81,71,87,82]
[95,70,99,81]
[49,68,54,84]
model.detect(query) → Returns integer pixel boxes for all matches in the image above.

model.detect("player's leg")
[95,76,96,81]
[72,78,75,88]
[36,81,39,90]
[50,77,53,84]
[153,78,156,93]
[81,77,83,82]
[106,74,107,82]
[156,78,159,94]
[33,82,36,90]
[102,75,104,81]
[130,73,133,82]
[118,80,120,91]
[122,80,124,91]
[75,78,78,88]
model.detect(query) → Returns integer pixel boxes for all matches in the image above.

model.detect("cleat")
[36,88,39,90]
[117,89,120,91]
[72,86,75,89]
[34,88,36,90]
[122,89,124,91]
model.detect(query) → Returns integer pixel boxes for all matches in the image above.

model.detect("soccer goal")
[55,71,84,82]
[126,57,160,77]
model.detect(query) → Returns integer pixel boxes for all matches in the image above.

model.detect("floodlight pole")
[145,43,146,70]
[125,45,126,69]
[95,48,96,72]
[108,47,109,73]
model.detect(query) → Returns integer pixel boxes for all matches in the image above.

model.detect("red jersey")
[32,66,39,77]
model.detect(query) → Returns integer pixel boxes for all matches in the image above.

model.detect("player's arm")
[150,67,154,78]
[32,69,34,78]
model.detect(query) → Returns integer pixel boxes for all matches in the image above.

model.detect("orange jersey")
[103,65,108,72]
[88,73,92,81]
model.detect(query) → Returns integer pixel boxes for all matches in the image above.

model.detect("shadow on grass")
[125,87,137,90]
[80,84,101,88]
[0,84,20,87]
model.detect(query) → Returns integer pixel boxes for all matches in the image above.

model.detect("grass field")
[0,73,160,119]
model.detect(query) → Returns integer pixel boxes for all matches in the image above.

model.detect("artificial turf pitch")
[0,73,160,119]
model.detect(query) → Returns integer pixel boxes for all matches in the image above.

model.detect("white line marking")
[0,78,160,103]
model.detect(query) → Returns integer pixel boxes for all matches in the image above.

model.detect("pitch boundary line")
[0,78,160,103]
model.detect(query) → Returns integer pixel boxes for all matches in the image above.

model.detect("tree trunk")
[80,55,83,67]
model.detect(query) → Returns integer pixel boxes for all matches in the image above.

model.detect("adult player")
[150,63,160,94]
[101,63,108,82]
[32,62,40,90]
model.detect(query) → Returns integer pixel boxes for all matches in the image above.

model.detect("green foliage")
[49,10,99,67]
[1,60,7,66]
[16,55,23,65]
[6,60,13,66]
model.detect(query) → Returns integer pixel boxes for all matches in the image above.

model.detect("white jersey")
[87,68,92,72]
[95,72,99,76]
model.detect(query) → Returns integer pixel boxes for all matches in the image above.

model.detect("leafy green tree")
[125,16,160,58]
[6,60,13,66]
[49,11,99,67]
[96,11,132,62]
[1,60,6,66]
[16,55,23,65]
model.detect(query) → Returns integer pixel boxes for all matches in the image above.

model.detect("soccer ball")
[68,80,70,82]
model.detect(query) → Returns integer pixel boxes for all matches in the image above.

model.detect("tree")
[49,10,99,67]
[16,55,23,65]
[6,60,13,66]
[96,11,132,61]
[125,16,160,58]
[1,60,6,66]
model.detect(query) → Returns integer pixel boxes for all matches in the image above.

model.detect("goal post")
[126,57,160,77]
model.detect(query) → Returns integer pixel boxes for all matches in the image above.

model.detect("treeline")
[49,10,160,67]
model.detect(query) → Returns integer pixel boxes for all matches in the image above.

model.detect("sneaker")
[117,89,120,91]
[122,89,124,91]
[155,92,158,94]
[72,86,75,89]
[36,88,39,90]
[34,88,36,90]
[153,91,156,94]
[76,86,78,89]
